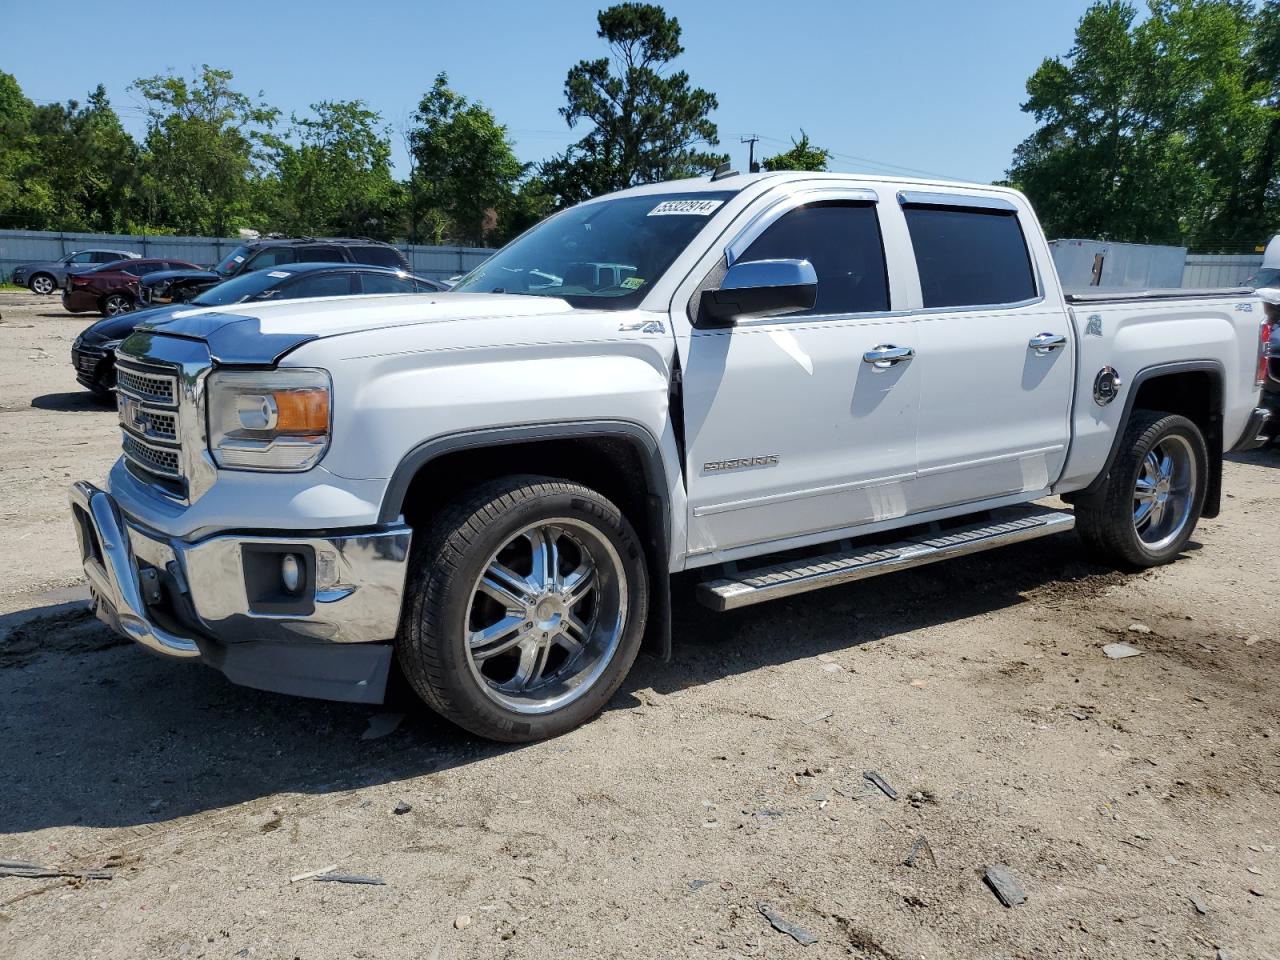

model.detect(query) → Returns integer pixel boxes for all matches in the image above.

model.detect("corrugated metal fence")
[1181,254,1263,289]
[0,229,494,284]
[1,228,1268,290]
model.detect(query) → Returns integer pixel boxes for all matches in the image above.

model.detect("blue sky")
[5,0,1099,184]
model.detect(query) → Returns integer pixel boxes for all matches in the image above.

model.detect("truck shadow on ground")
[1,532,1133,836]
[634,531,1130,698]
[1226,444,1280,468]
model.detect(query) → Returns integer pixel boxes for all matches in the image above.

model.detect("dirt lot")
[0,288,1277,959]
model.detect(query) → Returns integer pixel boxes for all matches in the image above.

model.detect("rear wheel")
[1075,411,1207,567]
[396,477,649,742]
[101,293,133,316]
[28,274,55,295]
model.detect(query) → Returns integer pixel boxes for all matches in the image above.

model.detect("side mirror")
[700,259,817,324]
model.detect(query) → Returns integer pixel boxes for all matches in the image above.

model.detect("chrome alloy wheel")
[464,519,627,715]
[103,294,132,316]
[1133,434,1196,551]
[30,275,55,295]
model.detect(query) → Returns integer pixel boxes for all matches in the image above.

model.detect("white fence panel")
[1182,254,1262,288]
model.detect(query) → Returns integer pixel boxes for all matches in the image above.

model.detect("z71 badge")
[703,455,779,473]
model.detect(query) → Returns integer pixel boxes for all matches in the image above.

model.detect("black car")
[139,237,412,306]
[71,262,444,396]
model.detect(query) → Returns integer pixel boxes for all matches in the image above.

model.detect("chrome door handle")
[862,344,915,368]
[1028,332,1067,355]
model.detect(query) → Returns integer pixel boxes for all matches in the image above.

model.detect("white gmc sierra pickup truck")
[70,171,1273,741]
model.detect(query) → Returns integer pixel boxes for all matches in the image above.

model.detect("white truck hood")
[133,292,577,364]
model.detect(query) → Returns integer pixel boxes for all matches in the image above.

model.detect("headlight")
[206,368,331,472]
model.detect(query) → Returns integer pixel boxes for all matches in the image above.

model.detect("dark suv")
[140,237,411,306]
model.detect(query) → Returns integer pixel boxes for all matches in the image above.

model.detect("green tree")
[761,131,830,172]
[29,86,139,232]
[0,71,54,230]
[406,73,523,245]
[132,65,280,235]
[1215,0,1280,244]
[270,100,402,240]
[541,3,726,204]
[1006,0,1276,249]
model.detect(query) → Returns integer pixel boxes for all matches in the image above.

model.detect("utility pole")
[741,134,760,173]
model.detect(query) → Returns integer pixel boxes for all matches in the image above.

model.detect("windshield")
[191,268,294,306]
[451,191,736,308]
[1247,267,1280,289]
[214,245,251,277]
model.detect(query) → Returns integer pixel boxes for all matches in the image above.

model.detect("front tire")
[396,476,649,742]
[1075,411,1208,567]
[29,274,55,295]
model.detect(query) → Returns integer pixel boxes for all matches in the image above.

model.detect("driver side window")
[740,202,890,316]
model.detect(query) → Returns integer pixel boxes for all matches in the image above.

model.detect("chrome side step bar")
[696,506,1076,611]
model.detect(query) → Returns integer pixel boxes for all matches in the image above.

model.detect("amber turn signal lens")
[272,388,329,433]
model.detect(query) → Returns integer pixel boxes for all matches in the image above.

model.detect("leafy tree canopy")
[271,100,402,240]
[541,3,726,204]
[407,72,524,245]
[131,65,280,235]
[1006,0,1278,250]
[761,131,831,172]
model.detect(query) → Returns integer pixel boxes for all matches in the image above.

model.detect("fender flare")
[378,419,675,660]
[1069,359,1225,517]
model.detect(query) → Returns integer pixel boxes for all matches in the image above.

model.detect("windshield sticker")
[232,255,245,263]
[267,271,292,279]
[647,199,724,217]
[620,276,645,290]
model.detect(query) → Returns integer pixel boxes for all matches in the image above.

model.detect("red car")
[63,258,201,316]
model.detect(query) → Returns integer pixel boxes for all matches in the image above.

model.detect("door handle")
[862,344,915,368]
[1028,332,1067,355]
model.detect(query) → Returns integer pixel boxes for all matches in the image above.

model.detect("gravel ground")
[1,289,1278,959]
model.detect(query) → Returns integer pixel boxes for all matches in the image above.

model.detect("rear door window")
[738,201,890,316]
[283,272,356,298]
[243,248,298,272]
[296,245,344,263]
[358,272,418,294]
[903,205,1037,308]
[352,245,407,268]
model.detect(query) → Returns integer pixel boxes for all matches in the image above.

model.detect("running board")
[696,506,1076,611]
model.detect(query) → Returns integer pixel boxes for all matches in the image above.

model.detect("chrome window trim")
[724,187,880,267]
[897,190,1019,212]
[898,194,1046,310]
[910,295,1050,317]
[715,307,916,331]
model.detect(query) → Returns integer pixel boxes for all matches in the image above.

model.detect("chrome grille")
[117,358,184,488]
[121,403,177,441]
[121,432,181,478]
[116,365,177,406]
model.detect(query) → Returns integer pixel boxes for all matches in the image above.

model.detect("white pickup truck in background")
[69,171,1272,741]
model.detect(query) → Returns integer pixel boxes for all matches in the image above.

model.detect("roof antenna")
[710,161,738,182]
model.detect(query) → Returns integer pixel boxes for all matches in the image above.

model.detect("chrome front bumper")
[68,481,413,701]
